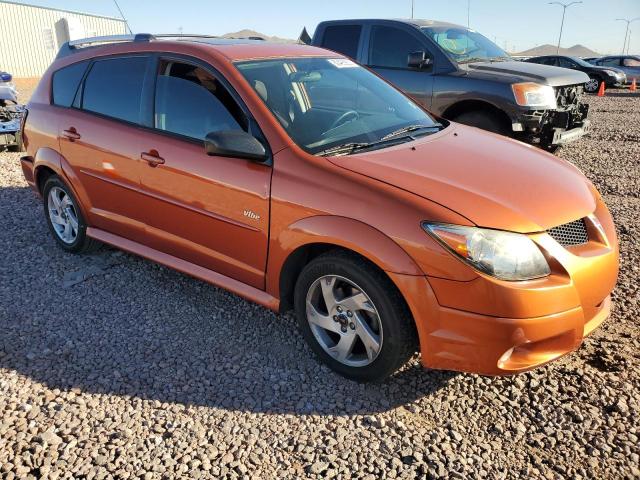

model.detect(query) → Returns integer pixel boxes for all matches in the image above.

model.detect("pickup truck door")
[365,25,435,110]
[136,57,271,289]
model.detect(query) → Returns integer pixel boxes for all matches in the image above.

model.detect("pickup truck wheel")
[451,110,510,136]
[42,176,101,254]
[584,77,601,93]
[294,251,417,382]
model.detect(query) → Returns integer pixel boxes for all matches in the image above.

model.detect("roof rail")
[56,33,155,59]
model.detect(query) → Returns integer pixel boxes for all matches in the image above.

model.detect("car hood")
[464,61,589,86]
[327,124,596,233]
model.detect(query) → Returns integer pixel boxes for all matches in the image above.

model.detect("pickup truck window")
[321,25,362,59]
[422,27,509,63]
[236,57,438,155]
[369,26,425,69]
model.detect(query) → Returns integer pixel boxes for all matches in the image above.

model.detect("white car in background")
[0,70,23,151]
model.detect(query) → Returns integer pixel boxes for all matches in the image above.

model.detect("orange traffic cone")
[597,81,605,97]
[631,78,637,92]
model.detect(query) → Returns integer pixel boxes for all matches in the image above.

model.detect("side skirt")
[87,227,280,312]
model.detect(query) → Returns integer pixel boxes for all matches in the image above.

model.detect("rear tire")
[294,250,417,382]
[42,175,100,254]
[452,110,510,136]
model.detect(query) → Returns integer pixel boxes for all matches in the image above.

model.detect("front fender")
[266,215,422,298]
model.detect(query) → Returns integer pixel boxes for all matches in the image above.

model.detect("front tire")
[294,251,417,382]
[42,175,100,253]
[584,77,601,93]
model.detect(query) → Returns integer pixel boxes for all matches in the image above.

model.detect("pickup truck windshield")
[422,26,509,63]
[235,57,440,155]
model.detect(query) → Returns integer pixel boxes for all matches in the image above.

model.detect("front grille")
[547,218,589,247]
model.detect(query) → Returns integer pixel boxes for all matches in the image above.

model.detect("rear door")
[136,56,272,288]
[58,55,150,242]
[365,25,435,109]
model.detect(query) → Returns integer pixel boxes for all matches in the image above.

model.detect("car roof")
[57,35,338,63]
[321,18,465,30]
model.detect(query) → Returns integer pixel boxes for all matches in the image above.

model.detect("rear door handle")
[62,128,81,141]
[141,150,165,167]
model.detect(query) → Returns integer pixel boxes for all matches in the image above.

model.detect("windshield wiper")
[317,142,371,157]
[318,124,445,157]
[381,124,443,141]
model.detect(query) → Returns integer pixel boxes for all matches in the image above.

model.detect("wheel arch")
[269,216,423,313]
[33,147,91,220]
[442,99,512,128]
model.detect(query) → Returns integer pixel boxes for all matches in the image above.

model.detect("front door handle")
[62,128,81,141]
[141,150,165,167]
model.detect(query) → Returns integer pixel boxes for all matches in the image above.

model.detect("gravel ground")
[1,84,639,479]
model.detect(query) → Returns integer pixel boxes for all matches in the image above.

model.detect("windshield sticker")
[328,58,357,68]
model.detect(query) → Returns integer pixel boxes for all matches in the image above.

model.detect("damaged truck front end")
[1,71,24,152]
[516,84,590,150]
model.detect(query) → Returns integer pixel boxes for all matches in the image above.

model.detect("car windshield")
[422,26,509,63]
[235,57,440,155]
[570,56,596,68]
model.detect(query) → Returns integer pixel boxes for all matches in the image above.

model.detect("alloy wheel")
[47,186,79,244]
[585,78,599,93]
[305,275,383,367]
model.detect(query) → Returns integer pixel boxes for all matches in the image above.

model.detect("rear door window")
[52,61,88,107]
[321,25,362,59]
[369,26,425,69]
[154,60,246,141]
[81,56,148,124]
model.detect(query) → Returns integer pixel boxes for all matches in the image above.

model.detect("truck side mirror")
[408,51,432,69]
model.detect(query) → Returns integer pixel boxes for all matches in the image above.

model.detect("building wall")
[0,1,127,77]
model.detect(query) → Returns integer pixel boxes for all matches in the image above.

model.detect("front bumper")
[388,199,619,376]
[515,104,590,147]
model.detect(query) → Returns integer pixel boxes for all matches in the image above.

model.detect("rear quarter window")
[52,61,88,107]
[321,25,362,59]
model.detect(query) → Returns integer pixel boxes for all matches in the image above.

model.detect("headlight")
[423,223,551,281]
[602,70,617,76]
[511,83,557,109]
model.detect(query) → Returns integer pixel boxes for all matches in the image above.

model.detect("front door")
[366,25,435,109]
[137,58,272,289]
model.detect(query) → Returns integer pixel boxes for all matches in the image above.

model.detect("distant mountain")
[221,29,296,43]
[515,44,601,58]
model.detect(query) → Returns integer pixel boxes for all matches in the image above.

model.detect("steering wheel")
[328,110,359,131]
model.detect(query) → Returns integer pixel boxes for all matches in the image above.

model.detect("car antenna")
[112,0,133,34]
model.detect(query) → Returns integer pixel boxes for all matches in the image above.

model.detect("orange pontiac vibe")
[19,34,619,381]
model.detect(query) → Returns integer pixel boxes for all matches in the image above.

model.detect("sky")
[8,0,640,54]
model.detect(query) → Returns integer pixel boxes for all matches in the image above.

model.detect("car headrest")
[253,80,268,102]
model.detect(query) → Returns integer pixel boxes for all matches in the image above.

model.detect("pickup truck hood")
[327,124,596,233]
[464,61,589,86]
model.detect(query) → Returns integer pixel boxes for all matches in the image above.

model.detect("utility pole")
[616,18,640,55]
[411,0,414,19]
[467,0,470,29]
[548,2,582,55]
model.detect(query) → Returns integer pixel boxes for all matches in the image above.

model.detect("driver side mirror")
[204,130,268,162]
[408,51,432,69]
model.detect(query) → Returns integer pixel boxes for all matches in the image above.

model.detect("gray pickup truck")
[310,19,591,150]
